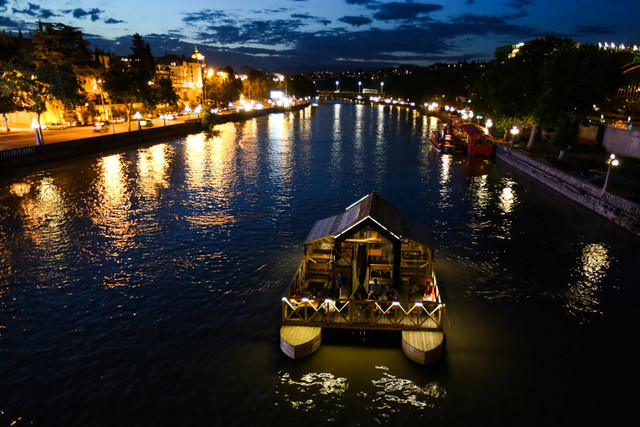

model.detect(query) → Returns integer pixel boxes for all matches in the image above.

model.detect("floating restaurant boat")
[430,124,463,154]
[459,123,495,156]
[280,192,445,364]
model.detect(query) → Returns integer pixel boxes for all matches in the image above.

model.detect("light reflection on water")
[565,243,610,319]
[0,103,637,425]
[277,366,445,420]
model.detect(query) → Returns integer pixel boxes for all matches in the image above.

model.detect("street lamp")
[133,111,142,131]
[485,118,493,135]
[510,125,520,150]
[335,80,339,93]
[380,81,384,94]
[601,153,619,197]
[358,81,362,93]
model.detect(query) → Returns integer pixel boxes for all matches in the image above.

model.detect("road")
[0,116,195,151]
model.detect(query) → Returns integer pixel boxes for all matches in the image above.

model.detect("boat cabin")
[287,192,436,302]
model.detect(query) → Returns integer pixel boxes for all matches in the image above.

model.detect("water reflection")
[565,243,610,319]
[90,154,134,261]
[277,366,445,418]
[371,366,445,411]
[185,133,207,189]
[136,143,170,195]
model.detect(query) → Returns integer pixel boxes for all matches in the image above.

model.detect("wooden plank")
[280,326,322,359]
[401,330,444,364]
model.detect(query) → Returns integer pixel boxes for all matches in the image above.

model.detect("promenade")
[0,115,195,151]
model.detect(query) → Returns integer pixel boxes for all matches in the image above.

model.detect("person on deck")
[336,272,345,299]
[424,283,436,302]
[368,278,381,300]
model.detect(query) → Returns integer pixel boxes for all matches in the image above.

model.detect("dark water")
[1,103,638,426]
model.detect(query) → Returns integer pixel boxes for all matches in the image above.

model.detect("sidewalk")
[0,116,194,152]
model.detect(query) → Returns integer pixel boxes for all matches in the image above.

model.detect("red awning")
[460,123,485,138]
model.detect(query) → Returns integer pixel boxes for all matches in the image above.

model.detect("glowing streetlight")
[601,153,619,197]
[133,111,142,131]
[484,118,493,134]
[358,81,362,93]
[335,80,340,92]
[380,81,384,94]
[510,125,520,150]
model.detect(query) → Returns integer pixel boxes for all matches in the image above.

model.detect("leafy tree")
[102,56,137,131]
[129,33,156,110]
[206,66,242,108]
[155,77,179,125]
[243,68,270,100]
[549,113,579,160]
[474,36,632,154]
[0,22,91,144]
[287,74,316,98]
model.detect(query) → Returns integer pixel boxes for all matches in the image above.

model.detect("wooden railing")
[281,297,444,332]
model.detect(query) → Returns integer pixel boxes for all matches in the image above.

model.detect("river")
[1,102,638,426]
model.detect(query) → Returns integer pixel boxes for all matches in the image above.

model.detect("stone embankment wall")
[0,104,309,171]
[495,144,640,236]
[604,127,640,159]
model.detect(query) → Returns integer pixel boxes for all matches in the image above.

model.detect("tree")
[243,68,270,100]
[287,74,316,98]
[1,22,91,144]
[102,56,137,131]
[473,37,632,153]
[206,66,242,108]
[155,77,179,125]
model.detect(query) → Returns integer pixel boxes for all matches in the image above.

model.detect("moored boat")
[280,192,445,364]
[430,123,463,153]
[460,123,495,156]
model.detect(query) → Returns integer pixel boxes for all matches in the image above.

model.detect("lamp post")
[380,81,384,94]
[335,80,339,93]
[510,126,520,151]
[485,118,493,135]
[358,81,362,93]
[601,153,619,197]
[133,111,142,131]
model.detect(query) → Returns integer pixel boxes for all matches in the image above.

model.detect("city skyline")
[1,0,639,72]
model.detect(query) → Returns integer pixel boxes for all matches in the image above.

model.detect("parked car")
[44,123,66,130]
[91,122,109,132]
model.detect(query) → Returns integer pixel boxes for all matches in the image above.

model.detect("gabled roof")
[460,123,486,138]
[304,192,432,245]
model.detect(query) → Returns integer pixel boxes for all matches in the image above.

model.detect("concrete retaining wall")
[603,127,640,159]
[0,103,310,171]
[0,121,202,170]
[495,145,640,236]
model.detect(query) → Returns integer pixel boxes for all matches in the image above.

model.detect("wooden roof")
[304,192,432,245]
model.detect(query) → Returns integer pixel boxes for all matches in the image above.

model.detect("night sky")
[1,0,639,71]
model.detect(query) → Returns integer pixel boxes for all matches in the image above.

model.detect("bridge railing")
[281,297,444,331]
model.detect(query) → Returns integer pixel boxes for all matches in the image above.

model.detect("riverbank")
[495,144,640,236]
[0,103,310,172]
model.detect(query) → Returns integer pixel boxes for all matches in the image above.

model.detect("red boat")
[460,123,495,156]
[430,124,463,153]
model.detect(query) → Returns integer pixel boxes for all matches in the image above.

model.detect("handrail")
[282,297,444,331]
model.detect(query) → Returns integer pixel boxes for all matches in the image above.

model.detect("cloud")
[573,24,616,36]
[183,9,231,24]
[0,15,21,28]
[105,18,125,25]
[506,0,534,10]
[371,2,443,21]
[291,13,331,25]
[11,3,56,19]
[338,16,373,26]
[70,8,104,22]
